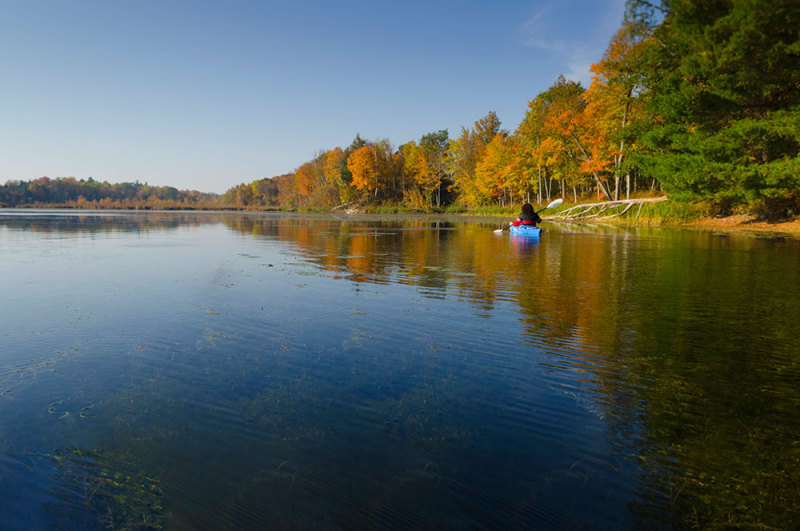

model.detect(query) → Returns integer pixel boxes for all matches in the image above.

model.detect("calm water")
[1,210,799,529]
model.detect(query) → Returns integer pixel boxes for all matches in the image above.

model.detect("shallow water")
[1,210,799,529]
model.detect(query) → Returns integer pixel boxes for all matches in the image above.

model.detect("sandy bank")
[685,215,800,238]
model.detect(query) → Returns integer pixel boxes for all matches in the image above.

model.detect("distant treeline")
[223,0,799,217]
[0,177,220,209]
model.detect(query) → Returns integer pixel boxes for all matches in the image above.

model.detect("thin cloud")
[516,1,625,87]
[518,6,568,54]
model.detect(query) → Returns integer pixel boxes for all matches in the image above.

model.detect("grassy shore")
[543,200,800,238]
[442,198,800,238]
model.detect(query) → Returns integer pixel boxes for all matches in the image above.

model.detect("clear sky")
[1,0,626,194]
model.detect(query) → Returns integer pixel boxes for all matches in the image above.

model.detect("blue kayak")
[509,224,541,238]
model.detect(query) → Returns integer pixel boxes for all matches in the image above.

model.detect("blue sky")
[1,0,626,194]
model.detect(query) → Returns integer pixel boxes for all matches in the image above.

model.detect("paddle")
[494,198,564,233]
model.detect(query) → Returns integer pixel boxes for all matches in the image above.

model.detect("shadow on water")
[2,211,800,528]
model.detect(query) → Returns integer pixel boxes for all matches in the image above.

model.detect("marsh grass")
[633,200,707,224]
[543,199,706,225]
[367,203,417,214]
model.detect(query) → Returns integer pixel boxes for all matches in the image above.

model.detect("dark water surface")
[2,210,799,529]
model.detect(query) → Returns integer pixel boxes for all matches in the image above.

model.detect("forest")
[0,177,219,210]
[219,0,800,218]
[2,0,798,218]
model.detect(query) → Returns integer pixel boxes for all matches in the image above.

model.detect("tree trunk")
[537,168,543,204]
[626,171,631,200]
[614,94,631,201]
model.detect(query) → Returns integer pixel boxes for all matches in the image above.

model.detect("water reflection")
[221,213,800,528]
[0,209,233,235]
[2,210,799,528]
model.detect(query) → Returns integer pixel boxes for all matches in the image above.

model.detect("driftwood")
[331,201,356,212]
[550,196,668,221]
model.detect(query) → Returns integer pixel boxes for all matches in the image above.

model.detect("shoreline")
[683,215,800,238]
[3,206,799,239]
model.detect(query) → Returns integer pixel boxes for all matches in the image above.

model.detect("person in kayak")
[513,203,541,227]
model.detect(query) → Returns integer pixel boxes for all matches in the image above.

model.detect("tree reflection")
[8,212,798,527]
[225,216,800,528]
[0,211,226,235]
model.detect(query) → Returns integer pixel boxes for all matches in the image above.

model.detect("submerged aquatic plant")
[42,448,164,529]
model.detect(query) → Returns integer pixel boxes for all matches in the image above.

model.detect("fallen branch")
[552,196,668,220]
[331,201,356,211]
[597,203,634,219]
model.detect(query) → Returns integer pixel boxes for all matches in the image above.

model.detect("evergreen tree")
[630,0,800,215]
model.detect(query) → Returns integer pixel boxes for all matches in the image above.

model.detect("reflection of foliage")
[222,215,504,309]
[599,235,800,529]
[621,352,800,529]
[9,212,799,527]
[43,448,163,529]
[0,211,226,235]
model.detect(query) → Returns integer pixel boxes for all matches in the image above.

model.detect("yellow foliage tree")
[347,145,378,197]
[448,111,503,208]
[324,147,346,186]
[475,134,513,206]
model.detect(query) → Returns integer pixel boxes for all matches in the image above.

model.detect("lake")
[1,210,799,529]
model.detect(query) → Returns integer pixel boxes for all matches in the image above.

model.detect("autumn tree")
[275,174,295,207]
[347,145,379,198]
[324,147,353,203]
[417,130,449,207]
[372,139,401,200]
[251,179,278,206]
[518,94,584,203]
[475,133,513,206]
[294,162,314,200]
[448,112,503,208]
[541,75,614,200]
[586,20,651,199]
[400,141,425,208]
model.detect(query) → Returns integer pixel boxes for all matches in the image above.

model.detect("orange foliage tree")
[537,75,613,200]
[585,21,650,200]
[347,145,378,198]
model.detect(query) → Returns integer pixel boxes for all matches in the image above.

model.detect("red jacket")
[512,219,537,227]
